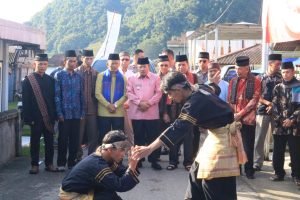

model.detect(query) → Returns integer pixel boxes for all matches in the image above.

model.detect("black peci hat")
[236,56,250,67]
[34,53,48,61]
[108,53,120,60]
[158,55,169,62]
[65,50,77,57]
[281,62,294,70]
[175,55,188,62]
[137,57,150,65]
[81,49,94,57]
[268,54,282,61]
[198,52,209,59]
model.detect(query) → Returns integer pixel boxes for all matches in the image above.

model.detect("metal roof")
[0,18,46,49]
[217,44,261,65]
[187,22,262,40]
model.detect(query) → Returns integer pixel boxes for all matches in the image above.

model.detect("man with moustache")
[95,53,127,144]
[196,52,210,84]
[75,50,99,158]
[253,54,282,171]
[127,57,162,170]
[55,50,85,171]
[22,53,57,174]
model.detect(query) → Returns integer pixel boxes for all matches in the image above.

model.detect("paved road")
[0,152,299,200]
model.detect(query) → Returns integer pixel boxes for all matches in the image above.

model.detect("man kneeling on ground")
[59,130,139,200]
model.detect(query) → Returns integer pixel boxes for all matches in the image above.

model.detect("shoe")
[246,174,255,179]
[151,162,162,170]
[56,166,66,172]
[253,165,261,171]
[293,177,300,186]
[166,164,177,170]
[45,165,58,172]
[270,174,284,181]
[29,165,39,174]
[161,147,169,155]
[184,165,192,171]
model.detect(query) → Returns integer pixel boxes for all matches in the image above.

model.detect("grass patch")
[22,125,31,136]
[22,140,46,157]
[8,101,18,110]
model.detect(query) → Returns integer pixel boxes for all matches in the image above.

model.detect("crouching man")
[59,130,139,200]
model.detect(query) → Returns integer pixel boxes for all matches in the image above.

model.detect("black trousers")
[57,119,80,167]
[240,124,255,175]
[98,116,124,144]
[273,134,300,178]
[185,161,237,200]
[192,126,201,159]
[169,129,193,166]
[132,119,161,163]
[30,122,54,166]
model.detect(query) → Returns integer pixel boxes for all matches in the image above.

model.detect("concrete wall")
[0,109,22,166]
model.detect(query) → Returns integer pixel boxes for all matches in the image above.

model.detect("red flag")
[264,0,300,43]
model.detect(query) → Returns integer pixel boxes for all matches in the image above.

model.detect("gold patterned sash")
[27,74,54,133]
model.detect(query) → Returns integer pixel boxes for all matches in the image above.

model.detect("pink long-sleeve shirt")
[127,72,162,120]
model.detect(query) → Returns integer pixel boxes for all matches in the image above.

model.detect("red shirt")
[228,76,261,125]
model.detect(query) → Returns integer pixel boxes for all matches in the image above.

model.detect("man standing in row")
[22,53,57,174]
[196,52,210,84]
[55,50,85,171]
[95,53,127,143]
[119,51,134,77]
[271,62,300,187]
[127,57,162,170]
[75,50,99,158]
[228,56,261,179]
[207,62,228,102]
[167,55,195,170]
[253,54,282,171]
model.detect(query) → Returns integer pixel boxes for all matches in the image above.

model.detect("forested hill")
[28,0,262,58]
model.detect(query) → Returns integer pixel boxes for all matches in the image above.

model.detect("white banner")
[93,11,122,63]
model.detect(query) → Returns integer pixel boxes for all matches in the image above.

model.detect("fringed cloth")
[196,121,247,180]
[58,187,94,200]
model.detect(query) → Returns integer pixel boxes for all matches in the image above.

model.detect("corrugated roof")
[217,44,261,65]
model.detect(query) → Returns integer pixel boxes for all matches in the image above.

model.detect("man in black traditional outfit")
[22,53,57,174]
[59,130,139,200]
[133,72,245,200]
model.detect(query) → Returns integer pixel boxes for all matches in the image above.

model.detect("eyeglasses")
[199,60,207,63]
[121,58,130,61]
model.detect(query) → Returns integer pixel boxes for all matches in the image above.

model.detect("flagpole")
[261,0,269,73]
[103,11,116,58]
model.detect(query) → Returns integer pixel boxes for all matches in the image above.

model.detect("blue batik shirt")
[55,69,85,119]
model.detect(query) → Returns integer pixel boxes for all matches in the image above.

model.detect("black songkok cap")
[268,54,282,61]
[175,55,188,62]
[34,53,48,61]
[281,62,294,69]
[158,55,169,62]
[108,53,120,60]
[198,52,209,59]
[65,50,77,57]
[137,57,150,65]
[236,56,250,67]
[82,49,94,57]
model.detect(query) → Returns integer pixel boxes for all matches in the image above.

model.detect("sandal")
[45,165,59,172]
[185,165,192,171]
[166,164,177,170]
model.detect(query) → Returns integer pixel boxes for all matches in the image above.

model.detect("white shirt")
[119,68,135,78]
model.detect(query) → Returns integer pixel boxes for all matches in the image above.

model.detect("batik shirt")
[55,69,85,119]
[272,77,300,136]
[257,72,282,115]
